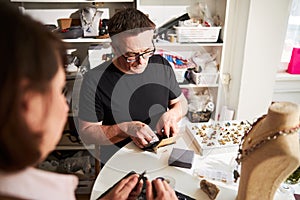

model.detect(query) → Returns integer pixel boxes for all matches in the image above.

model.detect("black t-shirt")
[79,54,181,129]
[78,55,182,163]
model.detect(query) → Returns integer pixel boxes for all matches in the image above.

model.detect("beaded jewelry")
[233,115,300,182]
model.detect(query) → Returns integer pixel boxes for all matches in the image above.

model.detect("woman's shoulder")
[0,167,78,200]
[0,194,25,200]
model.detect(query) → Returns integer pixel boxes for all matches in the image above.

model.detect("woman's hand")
[99,174,143,200]
[146,179,178,200]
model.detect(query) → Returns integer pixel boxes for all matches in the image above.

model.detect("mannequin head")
[237,102,300,200]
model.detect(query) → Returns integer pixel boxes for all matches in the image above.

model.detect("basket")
[57,18,72,30]
[191,71,218,85]
[174,26,221,43]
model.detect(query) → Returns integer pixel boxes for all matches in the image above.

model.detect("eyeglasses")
[122,48,155,63]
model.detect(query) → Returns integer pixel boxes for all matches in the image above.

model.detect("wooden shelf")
[63,38,111,43]
[155,42,223,47]
[56,134,95,150]
[56,145,95,150]
[11,0,133,2]
[276,71,300,81]
[179,83,219,88]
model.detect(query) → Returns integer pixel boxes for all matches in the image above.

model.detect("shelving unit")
[11,0,133,66]
[137,0,228,121]
[179,83,219,88]
[63,38,111,43]
[155,42,224,121]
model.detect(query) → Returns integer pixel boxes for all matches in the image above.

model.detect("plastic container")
[187,110,211,122]
[174,26,221,43]
[191,71,218,85]
[173,68,187,83]
[187,93,213,122]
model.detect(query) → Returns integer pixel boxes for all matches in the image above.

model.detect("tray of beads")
[186,120,251,155]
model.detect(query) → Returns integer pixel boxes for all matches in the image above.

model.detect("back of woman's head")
[0,2,67,172]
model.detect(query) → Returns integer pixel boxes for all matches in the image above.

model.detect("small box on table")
[168,148,194,169]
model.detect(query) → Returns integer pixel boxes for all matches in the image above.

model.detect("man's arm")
[168,93,188,121]
[78,120,128,145]
[78,119,158,148]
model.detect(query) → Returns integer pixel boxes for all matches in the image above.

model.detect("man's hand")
[155,111,179,138]
[155,93,188,137]
[124,121,159,149]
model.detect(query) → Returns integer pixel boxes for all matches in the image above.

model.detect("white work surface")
[90,124,238,200]
[90,125,298,200]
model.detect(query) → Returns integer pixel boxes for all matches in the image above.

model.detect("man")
[78,8,188,164]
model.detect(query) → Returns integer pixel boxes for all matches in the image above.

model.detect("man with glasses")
[78,8,188,165]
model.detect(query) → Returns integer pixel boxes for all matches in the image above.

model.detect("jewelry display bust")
[80,6,102,37]
[236,101,300,200]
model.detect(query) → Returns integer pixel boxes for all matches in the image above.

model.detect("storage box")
[187,110,211,122]
[191,71,218,85]
[174,26,221,43]
[173,68,187,83]
[186,120,251,155]
[168,148,194,169]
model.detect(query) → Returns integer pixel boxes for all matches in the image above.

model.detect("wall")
[273,73,300,105]
[222,0,292,120]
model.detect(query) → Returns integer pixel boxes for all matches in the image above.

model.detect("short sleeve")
[78,70,102,122]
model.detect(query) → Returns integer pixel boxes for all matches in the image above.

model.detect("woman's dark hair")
[0,2,67,172]
[108,8,156,38]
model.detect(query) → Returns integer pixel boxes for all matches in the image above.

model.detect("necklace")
[233,115,300,182]
[81,7,98,32]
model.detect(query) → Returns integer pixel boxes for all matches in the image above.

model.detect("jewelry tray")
[186,120,251,155]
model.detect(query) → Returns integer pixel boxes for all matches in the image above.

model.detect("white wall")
[273,74,300,105]
[223,0,292,120]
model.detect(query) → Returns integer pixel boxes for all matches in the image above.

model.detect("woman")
[0,2,177,200]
